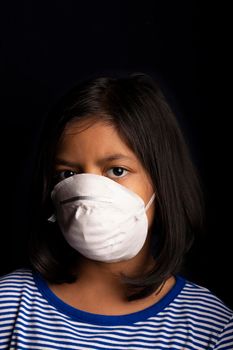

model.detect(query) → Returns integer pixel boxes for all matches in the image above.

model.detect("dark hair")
[29,72,204,300]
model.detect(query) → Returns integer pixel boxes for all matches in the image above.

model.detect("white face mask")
[50,173,155,263]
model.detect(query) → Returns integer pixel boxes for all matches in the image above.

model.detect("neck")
[49,255,175,315]
[73,250,155,299]
[48,238,176,315]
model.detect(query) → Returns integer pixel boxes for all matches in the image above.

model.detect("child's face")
[54,117,155,230]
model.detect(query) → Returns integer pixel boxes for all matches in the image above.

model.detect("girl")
[0,73,232,349]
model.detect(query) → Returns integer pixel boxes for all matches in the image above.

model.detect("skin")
[49,116,175,315]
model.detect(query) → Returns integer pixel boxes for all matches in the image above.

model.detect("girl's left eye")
[106,167,128,178]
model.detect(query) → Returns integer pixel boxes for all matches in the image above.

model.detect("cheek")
[135,173,155,229]
[122,172,155,226]
[134,172,154,206]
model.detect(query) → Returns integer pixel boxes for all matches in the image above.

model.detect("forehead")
[63,116,106,134]
[63,117,113,137]
[57,117,136,158]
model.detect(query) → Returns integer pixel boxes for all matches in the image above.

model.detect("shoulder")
[0,268,36,312]
[166,276,233,329]
[0,269,37,317]
[0,268,35,291]
[0,268,42,348]
[174,277,233,348]
[179,277,233,316]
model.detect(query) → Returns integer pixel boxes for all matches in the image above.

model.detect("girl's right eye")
[54,170,78,183]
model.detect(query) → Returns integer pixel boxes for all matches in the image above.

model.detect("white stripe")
[1,320,219,348]
[9,329,211,349]
[159,306,228,323]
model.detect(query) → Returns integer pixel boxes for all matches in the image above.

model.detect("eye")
[106,167,128,179]
[54,170,78,183]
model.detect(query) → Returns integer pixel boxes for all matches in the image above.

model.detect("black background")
[0,1,232,308]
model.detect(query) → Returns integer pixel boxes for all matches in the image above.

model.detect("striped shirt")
[0,269,232,349]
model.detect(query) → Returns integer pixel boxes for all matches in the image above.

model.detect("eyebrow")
[54,154,135,168]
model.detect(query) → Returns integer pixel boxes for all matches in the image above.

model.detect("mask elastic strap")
[145,193,155,211]
[48,214,57,223]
